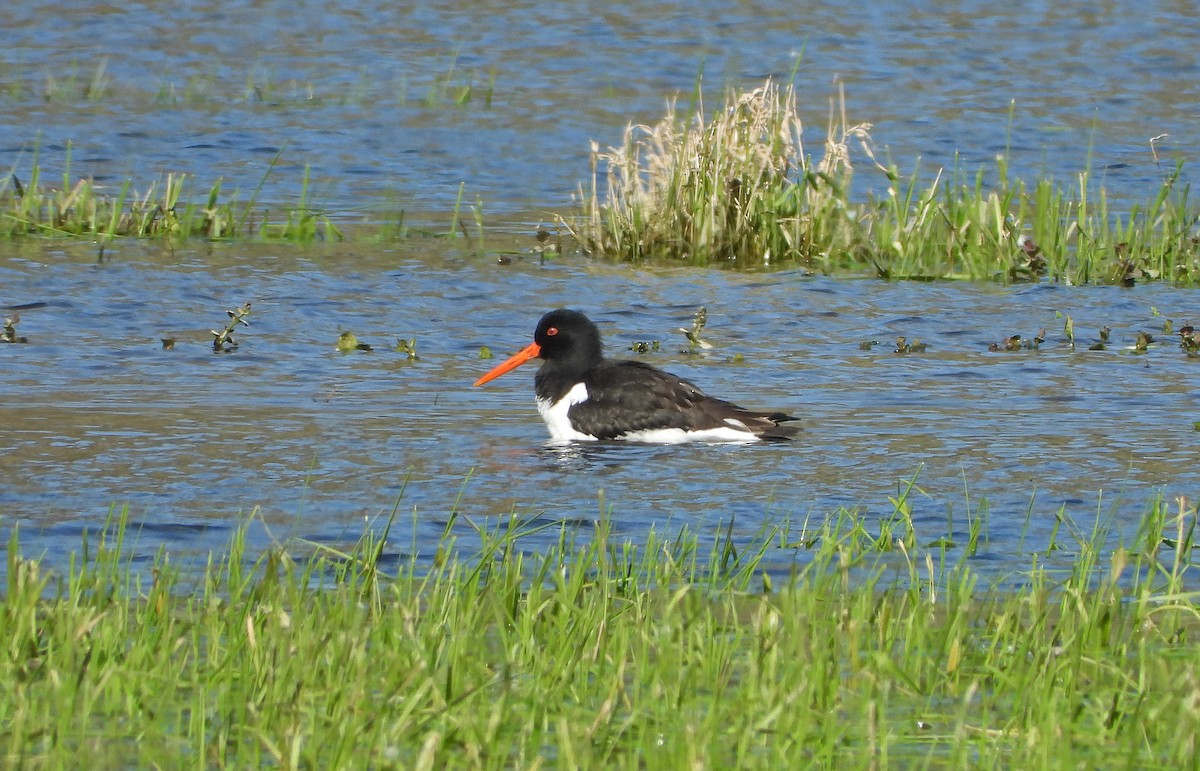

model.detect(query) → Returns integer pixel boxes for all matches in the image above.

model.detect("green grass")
[2,492,1197,768]
[0,58,494,110]
[569,80,1200,284]
[4,77,1200,283]
[0,147,500,245]
[0,146,351,243]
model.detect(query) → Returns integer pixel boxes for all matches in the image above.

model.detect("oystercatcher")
[474,309,800,443]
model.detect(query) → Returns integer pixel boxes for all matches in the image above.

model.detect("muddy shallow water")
[2,240,1196,579]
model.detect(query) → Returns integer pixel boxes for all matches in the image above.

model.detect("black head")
[474,308,606,387]
[533,309,604,365]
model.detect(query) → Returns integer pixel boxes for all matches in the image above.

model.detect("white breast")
[536,382,598,443]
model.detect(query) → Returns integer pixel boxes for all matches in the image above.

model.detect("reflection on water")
[1,241,1197,580]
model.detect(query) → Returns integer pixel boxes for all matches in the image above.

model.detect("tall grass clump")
[573,79,871,267]
[574,79,1200,284]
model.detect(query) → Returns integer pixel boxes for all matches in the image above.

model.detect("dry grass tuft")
[572,79,876,266]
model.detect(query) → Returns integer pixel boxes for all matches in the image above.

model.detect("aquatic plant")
[1180,324,1200,356]
[0,492,1197,768]
[1060,311,1076,349]
[418,52,496,108]
[336,332,372,352]
[1089,325,1113,351]
[4,78,1199,284]
[39,59,111,102]
[988,330,1045,352]
[446,182,489,253]
[1,314,27,343]
[0,150,349,243]
[570,79,865,267]
[678,305,712,353]
[629,339,660,354]
[570,80,1200,285]
[212,302,252,352]
[894,336,927,353]
[534,228,562,261]
[17,56,479,110]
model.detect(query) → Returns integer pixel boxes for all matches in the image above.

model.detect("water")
[1,1,1198,578]
[0,1,1196,223]
[2,240,1196,579]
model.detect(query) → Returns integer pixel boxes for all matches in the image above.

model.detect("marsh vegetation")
[573,81,1200,283]
[4,81,1198,288]
[3,497,1197,767]
[4,22,1198,766]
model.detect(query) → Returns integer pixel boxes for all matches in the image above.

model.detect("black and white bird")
[474,309,799,443]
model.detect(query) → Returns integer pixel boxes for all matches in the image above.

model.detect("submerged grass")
[0,151,488,246]
[0,149,348,243]
[2,495,1198,768]
[2,57,495,110]
[571,80,1200,284]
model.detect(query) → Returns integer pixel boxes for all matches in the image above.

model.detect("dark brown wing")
[569,361,799,440]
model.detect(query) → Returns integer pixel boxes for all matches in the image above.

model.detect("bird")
[474,309,799,443]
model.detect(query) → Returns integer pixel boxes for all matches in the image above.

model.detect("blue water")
[2,240,1197,583]
[1,1,1198,581]
[0,0,1195,223]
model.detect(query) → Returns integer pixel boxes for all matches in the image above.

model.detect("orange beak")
[473,341,542,386]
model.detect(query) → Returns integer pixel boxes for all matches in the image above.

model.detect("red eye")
[546,327,558,336]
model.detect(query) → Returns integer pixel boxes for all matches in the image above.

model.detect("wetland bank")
[3,0,1200,767]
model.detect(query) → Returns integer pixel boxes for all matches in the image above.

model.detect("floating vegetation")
[679,306,713,353]
[336,332,359,352]
[534,228,562,261]
[1089,326,1113,351]
[570,80,1200,284]
[212,302,251,352]
[894,336,927,353]
[1180,324,1200,355]
[1060,311,1076,349]
[478,345,493,359]
[2,314,27,343]
[988,330,1045,352]
[858,336,927,353]
[336,332,371,352]
[629,339,660,354]
[394,338,418,360]
[845,312,1200,359]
